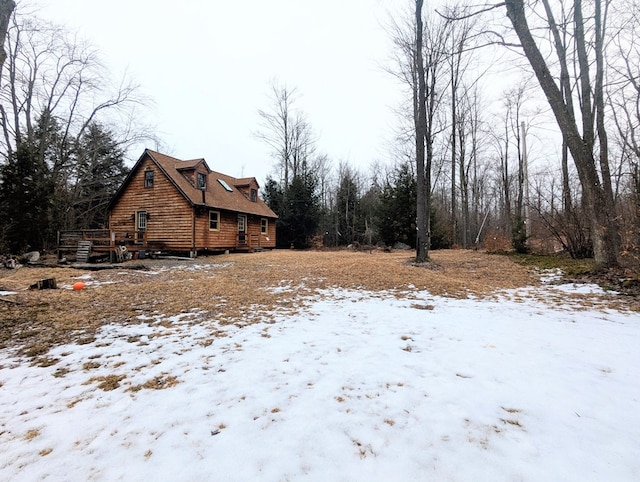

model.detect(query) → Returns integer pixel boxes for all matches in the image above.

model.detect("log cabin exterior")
[106,149,277,255]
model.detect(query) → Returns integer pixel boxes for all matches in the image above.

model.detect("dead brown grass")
[128,374,180,392]
[0,249,627,357]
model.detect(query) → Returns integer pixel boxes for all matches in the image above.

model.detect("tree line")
[1,0,638,273]
[259,0,640,273]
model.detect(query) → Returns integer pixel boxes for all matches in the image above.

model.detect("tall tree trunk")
[505,0,619,270]
[0,0,14,79]
[415,0,429,262]
[450,60,457,247]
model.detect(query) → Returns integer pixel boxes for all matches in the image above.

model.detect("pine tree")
[376,162,417,248]
[72,123,128,229]
[0,140,53,252]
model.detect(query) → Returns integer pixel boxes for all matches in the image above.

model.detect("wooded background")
[0,1,638,272]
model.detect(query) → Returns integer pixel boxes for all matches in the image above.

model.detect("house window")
[209,210,220,230]
[144,170,154,188]
[136,211,147,231]
[197,172,206,189]
[261,218,268,234]
[251,188,258,202]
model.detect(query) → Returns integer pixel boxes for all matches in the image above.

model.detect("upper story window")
[197,172,206,189]
[144,170,154,188]
[251,188,258,202]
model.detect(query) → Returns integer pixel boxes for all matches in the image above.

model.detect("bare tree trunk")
[415,0,428,262]
[505,0,619,270]
[0,0,15,154]
[0,0,14,78]
[593,0,617,239]
[450,67,457,247]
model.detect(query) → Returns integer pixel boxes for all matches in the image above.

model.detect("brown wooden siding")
[194,210,276,250]
[109,157,195,251]
[108,154,277,253]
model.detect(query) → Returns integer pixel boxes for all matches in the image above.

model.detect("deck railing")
[57,229,148,255]
[237,233,262,249]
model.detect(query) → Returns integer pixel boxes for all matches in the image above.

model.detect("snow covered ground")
[1,277,639,481]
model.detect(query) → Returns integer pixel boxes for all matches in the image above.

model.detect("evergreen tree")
[264,164,320,248]
[285,169,320,248]
[263,178,285,216]
[376,162,417,248]
[0,140,53,252]
[72,123,128,229]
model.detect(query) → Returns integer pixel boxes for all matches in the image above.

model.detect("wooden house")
[106,149,277,256]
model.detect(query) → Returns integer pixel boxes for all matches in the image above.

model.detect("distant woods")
[259,1,640,271]
[0,4,150,253]
[2,1,639,270]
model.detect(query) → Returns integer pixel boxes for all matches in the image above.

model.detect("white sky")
[36,0,408,185]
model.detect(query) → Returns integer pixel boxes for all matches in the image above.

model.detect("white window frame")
[237,214,246,233]
[261,218,268,234]
[136,210,147,231]
[209,210,220,230]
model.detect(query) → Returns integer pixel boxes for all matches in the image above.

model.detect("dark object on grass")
[29,278,57,290]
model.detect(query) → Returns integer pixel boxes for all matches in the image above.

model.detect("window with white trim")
[136,211,147,231]
[209,210,220,230]
[261,218,268,234]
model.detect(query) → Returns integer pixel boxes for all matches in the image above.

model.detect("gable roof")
[108,149,278,218]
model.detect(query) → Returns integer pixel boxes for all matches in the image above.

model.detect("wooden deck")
[57,229,267,260]
[57,229,149,260]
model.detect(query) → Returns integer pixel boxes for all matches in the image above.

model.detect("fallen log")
[70,263,148,271]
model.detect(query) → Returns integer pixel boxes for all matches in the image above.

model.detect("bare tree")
[0,10,146,163]
[446,8,475,247]
[504,0,619,269]
[387,2,452,259]
[608,0,640,249]
[0,6,151,247]
[256,81,316,189]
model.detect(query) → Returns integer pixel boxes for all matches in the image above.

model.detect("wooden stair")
[76,241,92,262]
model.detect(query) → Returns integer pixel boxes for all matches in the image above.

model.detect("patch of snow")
[0,284,638,481]
[551,282,613,295]
[539,268,563,284]
[0,291,17,296]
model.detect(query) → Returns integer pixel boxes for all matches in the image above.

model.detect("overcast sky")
[37,0,411,185]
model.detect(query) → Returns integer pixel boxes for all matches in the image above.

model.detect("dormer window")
[197,172,206,189]
[251,188,258,202]
[144,170,154,188]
